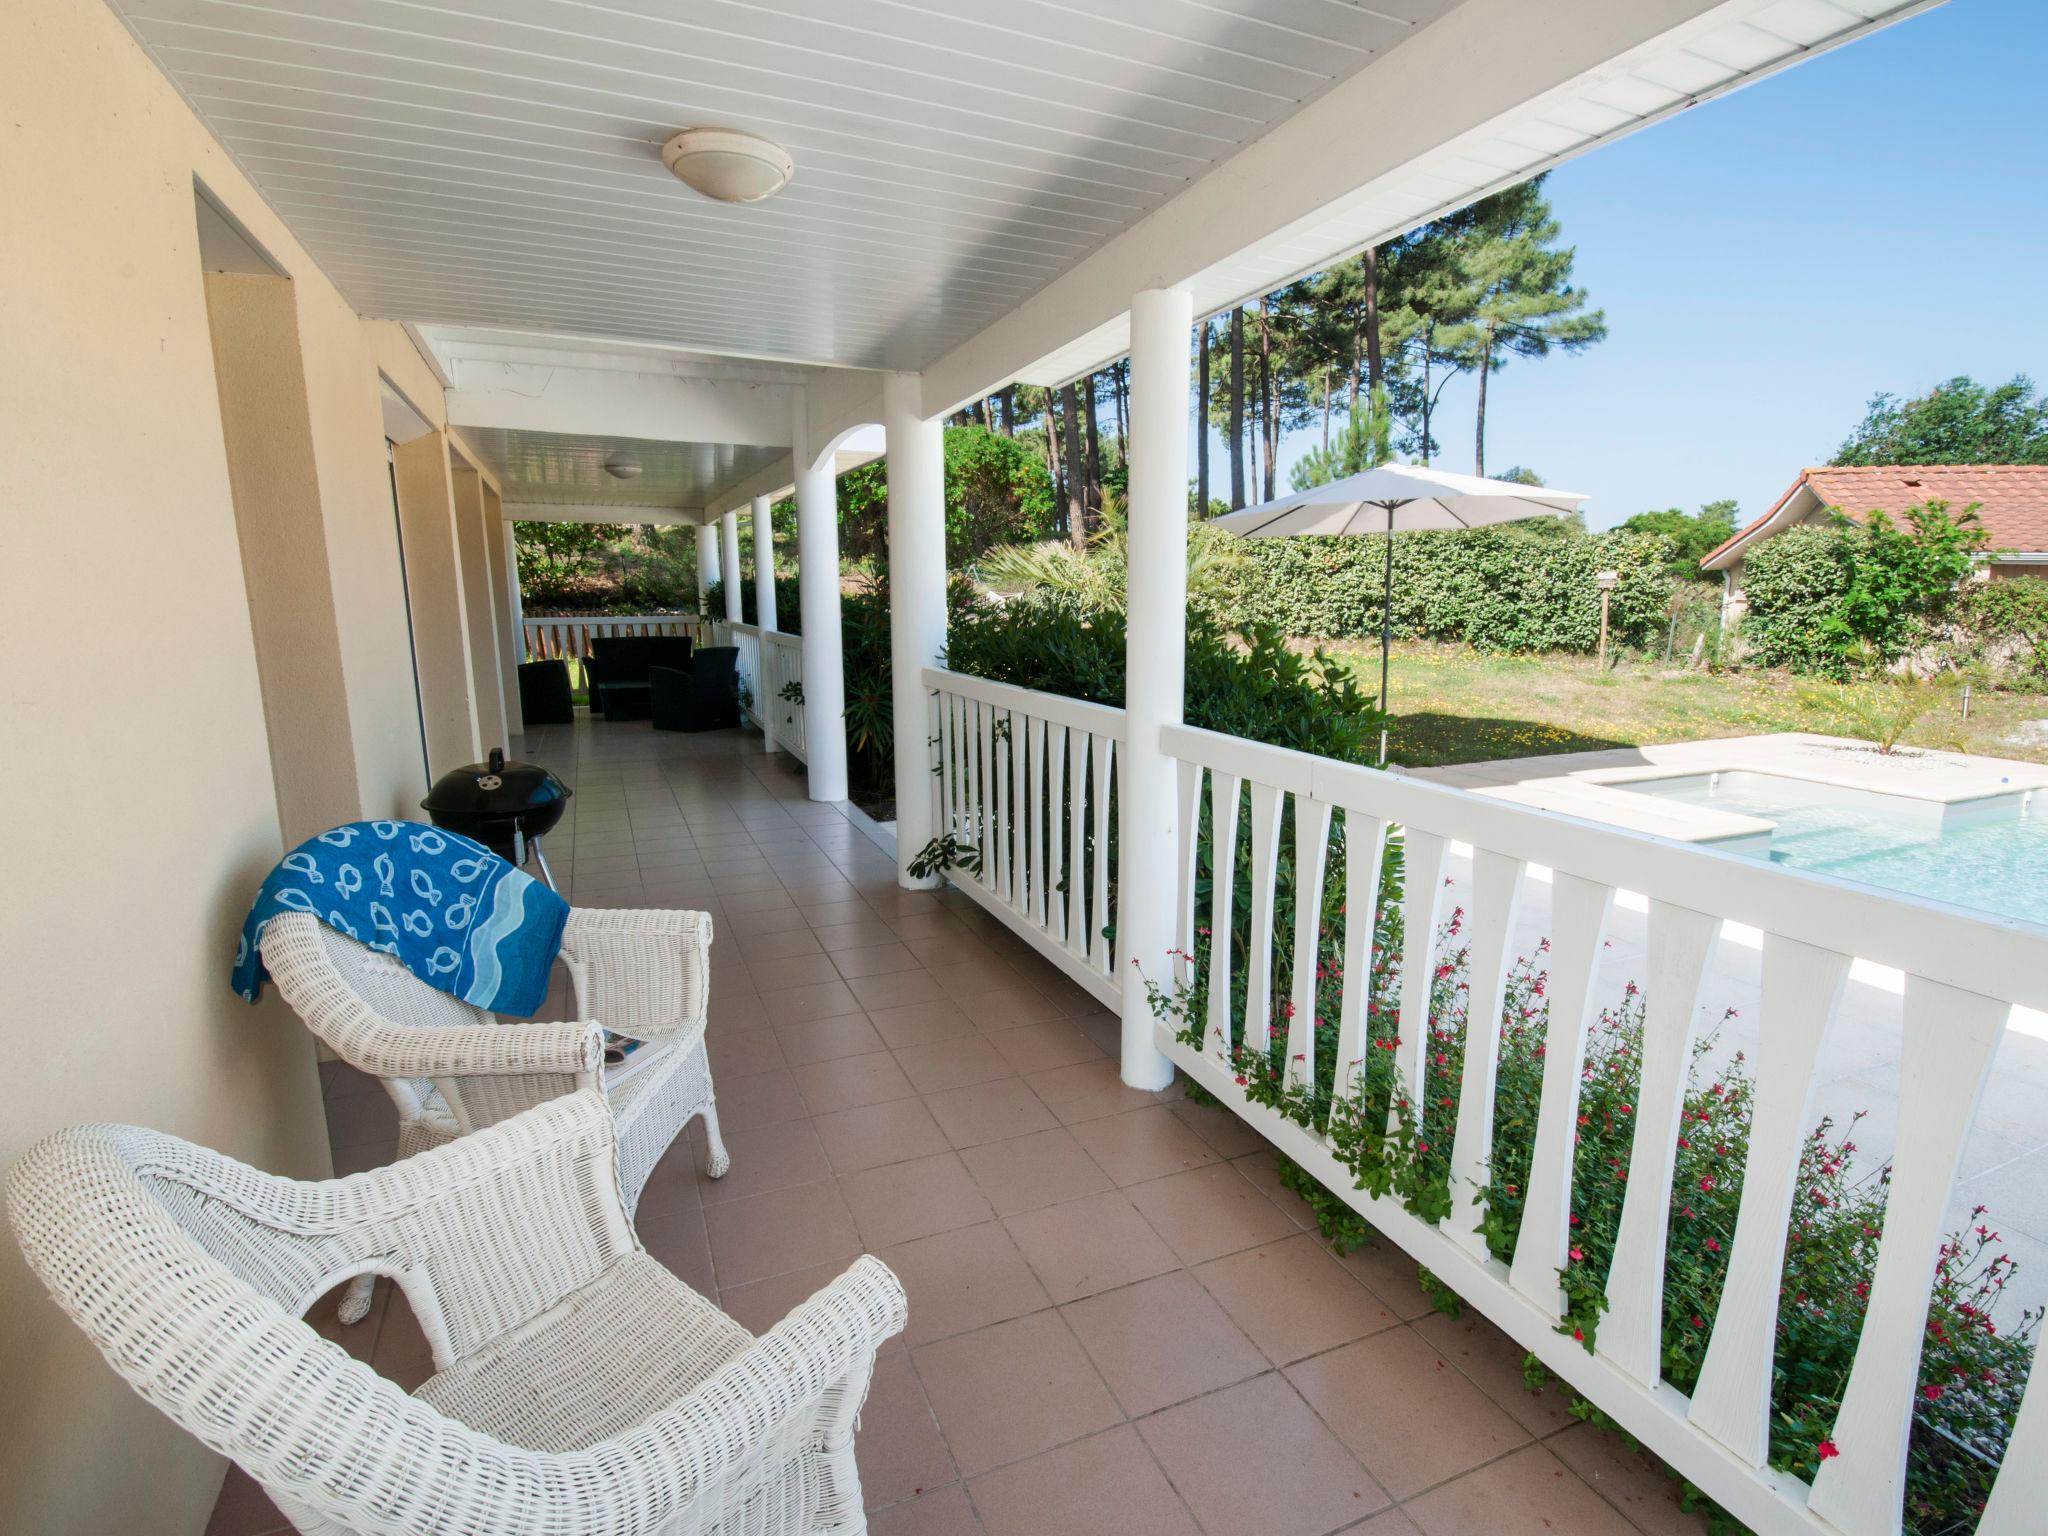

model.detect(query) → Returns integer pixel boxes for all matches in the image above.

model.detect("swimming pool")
[1615,769,2048,924]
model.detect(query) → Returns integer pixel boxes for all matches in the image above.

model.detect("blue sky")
[1243,0,2048,530]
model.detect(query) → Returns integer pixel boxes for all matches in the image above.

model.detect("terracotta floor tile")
[1003,1189,1179,1303]
[1285,1328,1530,1500]
[893,1035,1013,1094]
[762,978,865,1025]
[1544,1422,1710,1535]
[637,1202,717,1297]
[746,952,843,991]
[849,968,952,1011]
[735,925,824,961]
[832,941,925,978]
[1170,1096,1273,1158]
[967,1426,1198,1536]
[697,1119,832,1206]
[813,919,904,952]
[1404,1444,1640,1536]
[801,899,875,928]
[866,1485,983,1536]
[705,1026,784,1079]
[1334,1235,1439,1321]
[204,1467,290,1536]
[1412,1309,1581,1439]
[1026,1058,1172,1123]
[1136,1372,1386,1536]
[959,986,1069,1032]
[958,1127,1113,1217]
[1196,1234,1400,1364]
[1063,1271,1266,1415]
[713,1067,808,1131]
[924,1077,1060,1148]
[985,1021,1103,1074]
[912,1311,1120,1476]
[793,1051,918,1115]
[841,1152,995,1249]
[814,1097,953,1174]
[775,1014,887,1065]
[1126,1161,1300,1262]
[881,1221,1049,1346]
[856,1352,958,1509]
[702,1179,860,1288]
[870,999,980,1049]
[1069,1105,1221,1187]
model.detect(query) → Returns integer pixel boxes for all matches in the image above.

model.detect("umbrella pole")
[1378,503,1393,766]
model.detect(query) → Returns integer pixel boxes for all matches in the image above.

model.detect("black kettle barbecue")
[420,747,572,888]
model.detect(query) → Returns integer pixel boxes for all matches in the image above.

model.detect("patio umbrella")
[1210,464,1589,763]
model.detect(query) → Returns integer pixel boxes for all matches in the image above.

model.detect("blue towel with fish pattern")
[232,820,569,1018]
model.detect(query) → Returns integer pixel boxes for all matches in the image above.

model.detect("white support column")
[752,493,778,753]
[1118,286,1193,1089]
[793,396,849,802]
[720,512,743,626]
[695,522,720,616]
[884,372,946,889]
[752,495,778,632]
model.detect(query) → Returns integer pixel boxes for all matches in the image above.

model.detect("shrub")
[835,426,1058,565]
[1207,527,1675,653]
[1738,526,1859,675]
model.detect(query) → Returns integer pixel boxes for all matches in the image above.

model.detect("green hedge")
[1737,526,1858,674]
[1206,527,1677,653]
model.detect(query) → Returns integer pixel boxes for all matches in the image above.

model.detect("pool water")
[1617,770,2048,925]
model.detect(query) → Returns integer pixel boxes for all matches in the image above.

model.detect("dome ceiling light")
[603,457,643,480]
[661,127,794,204]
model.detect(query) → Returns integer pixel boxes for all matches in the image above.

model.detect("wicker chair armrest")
[559,906,713,1044]
[351,1016,605,1082]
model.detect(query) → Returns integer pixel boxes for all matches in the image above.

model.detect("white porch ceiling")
[112,0,1458,372]
[461,427,783,513]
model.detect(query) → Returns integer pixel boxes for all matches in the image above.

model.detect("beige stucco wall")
[0,1,474,1529]
[394,433,485,774]
[451,464,510,753]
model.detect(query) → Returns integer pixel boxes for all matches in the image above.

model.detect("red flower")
[1699,1176,1716,1193]
[1923,1384,1944,1402]
[1817,1440,1839,1461]
[1572,1328,1585,1342]
[1569,1246,1584,1262]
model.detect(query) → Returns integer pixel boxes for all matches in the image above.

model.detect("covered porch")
[9,1,2038,1534]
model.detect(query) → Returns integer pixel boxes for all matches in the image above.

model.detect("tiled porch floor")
[209,715,1706,1536]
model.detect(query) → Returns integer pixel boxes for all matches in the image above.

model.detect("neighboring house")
[1702,464,2048,621]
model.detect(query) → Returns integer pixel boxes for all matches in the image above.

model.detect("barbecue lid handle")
[488,747,505,773]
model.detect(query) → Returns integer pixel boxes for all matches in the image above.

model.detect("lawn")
[1318,641,2048,769]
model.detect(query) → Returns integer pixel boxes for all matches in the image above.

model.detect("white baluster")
[1601,901,1720,1386]
[1330,809,1388,1108]
[1068,729,1089,957]
[1175,759,1202,985]
[1981,1351,2048,1533]
[1242,781,1284,1056]
[1508,873,1614,1315]
[1206,770,1243,1061]
[1092,735,1114,978]
[991,709,1010,900]
[1393,828,1450,1128]
[1023,714,1042,925]
[1689,936,1850,1464]
[1010,709,1029,917]
[1808,979,2008,1536]
[1449,849,1527,1260]
[1048,723,1069,942]
[1287,794,1332,1093]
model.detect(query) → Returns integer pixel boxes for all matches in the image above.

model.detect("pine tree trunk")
[1060,381,1086,547]
[999,386,1016,435]
[1044,398,1063,526]
[1197,319,1211,515]
[1114,362,1129,461]
[1082,373,1102,523]
[1258,299,1277,501]
[1420,321,1433,468]
[1228,307,1246,510]
[1349,312,1361,424]
[1363,245,1385,391]
[1322,365,1332,454]
[1474,326,1492,477]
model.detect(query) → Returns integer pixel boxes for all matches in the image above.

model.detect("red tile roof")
[1700,465,2048,567]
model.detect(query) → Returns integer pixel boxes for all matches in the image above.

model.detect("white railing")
[919,670,2048,1536]
[521,613,713,664]
[763,629,806,763]
[1158,719,2047,1536]
[924,668,1124,1008]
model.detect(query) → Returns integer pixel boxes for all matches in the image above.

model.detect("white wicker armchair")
[8,1090,907,1536]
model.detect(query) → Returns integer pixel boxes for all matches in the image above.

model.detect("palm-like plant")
[972,491,1244,614]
